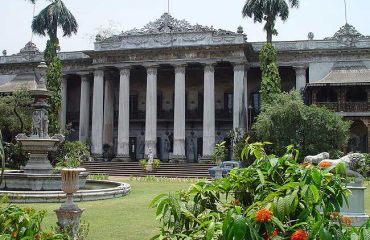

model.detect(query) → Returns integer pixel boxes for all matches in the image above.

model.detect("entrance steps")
[81,162,216,178]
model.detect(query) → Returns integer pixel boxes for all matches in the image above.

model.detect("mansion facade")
[1,13,370,162]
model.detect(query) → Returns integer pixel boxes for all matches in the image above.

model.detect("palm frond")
[31,0,78,39]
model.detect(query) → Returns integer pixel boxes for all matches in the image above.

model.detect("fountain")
[0,62,130,203]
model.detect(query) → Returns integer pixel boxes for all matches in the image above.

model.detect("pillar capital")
[174,64,186,74]
[119,67,131,77]
[232,62,250,72]
[293,65,308,74]
[204,64,215,74]
[94,69,104,77]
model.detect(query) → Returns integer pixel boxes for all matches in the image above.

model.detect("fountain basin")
[0,180,131,203]
[0,170,89,191]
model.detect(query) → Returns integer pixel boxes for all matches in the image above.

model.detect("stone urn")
[60,168,86,209]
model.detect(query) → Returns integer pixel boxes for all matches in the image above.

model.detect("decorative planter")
[60,168,86,210]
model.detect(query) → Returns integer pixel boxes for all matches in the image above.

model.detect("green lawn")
[19,179,370,240]
[22,178,193,240]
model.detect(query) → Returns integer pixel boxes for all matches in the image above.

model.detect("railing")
[314,102,369,112]
[344,102,369,112]
[314,102,339,112]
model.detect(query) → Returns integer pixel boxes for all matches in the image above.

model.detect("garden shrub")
[212,141,227,164]
[3,142,28,170]
[150,142,370,239]
[253,91,350,158]
[0,197,67,240]
[53,141,90,169]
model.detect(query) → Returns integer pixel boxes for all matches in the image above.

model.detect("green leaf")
[257,169,265,186]
[232,215,246,240]
[319,228,333,240]
[206,221,215,240]
[309,184,320,203]
[361,228,370,240]
[311,168,322,185]
[150,194,167,208]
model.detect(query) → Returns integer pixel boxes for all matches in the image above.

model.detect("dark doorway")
[129,137,136,161]
[157,137,161,159]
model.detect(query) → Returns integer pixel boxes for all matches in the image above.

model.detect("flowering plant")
[150,142,370,239]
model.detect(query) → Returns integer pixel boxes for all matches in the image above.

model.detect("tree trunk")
[14,107,24,133]
[265,20,273,43]
[266,27,273,43]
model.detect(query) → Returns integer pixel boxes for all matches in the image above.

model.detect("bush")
[53,141,90,169]
[153,159,161,169]
[212,141,227,164]
[0,197,67,240]
[3,142,28,170]
[253,91,350,158]
[150,142,370,239]
[228,128,248,161]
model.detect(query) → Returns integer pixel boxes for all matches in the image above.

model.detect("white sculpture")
[147,148,154,172]
[304,152,330,164]
[305,152,364,184]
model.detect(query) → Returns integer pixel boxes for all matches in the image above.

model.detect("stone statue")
[147,148,154,172]
[304,152,330,164]
[42,109,49,138]
[32,111,42,137]
[305,152,365,184]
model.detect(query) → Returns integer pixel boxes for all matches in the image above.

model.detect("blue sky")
[1,0,369,54]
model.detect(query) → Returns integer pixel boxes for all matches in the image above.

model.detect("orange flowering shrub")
[256,208,273,223]
[341,216,352,226]
[290,229,308,240]
[318,161,332,168]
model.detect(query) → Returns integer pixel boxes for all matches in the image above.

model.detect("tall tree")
[31,0,78,134]
[32,0,78,58]
[242,0,299,43]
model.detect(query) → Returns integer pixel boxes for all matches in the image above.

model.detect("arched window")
[348,120,368,153]
[346,87,367,102]
[316,87,338,102]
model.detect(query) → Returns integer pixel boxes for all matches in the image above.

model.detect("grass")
[21,177,194,240]
[17,179,370,240]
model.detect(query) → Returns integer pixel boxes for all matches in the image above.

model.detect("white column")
[145,66,158,156]
[233,64,245,130]
[79,73,91,142]
[116,67,131,161]
[243,66,250,131]
[60,76,67,132]
[202,64,215,161]
[294,66,307,92]
[91,70,104,158]
[173,65,186,161]
[103,75,114,148]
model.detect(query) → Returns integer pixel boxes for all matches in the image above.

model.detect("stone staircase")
[81,162,216,178]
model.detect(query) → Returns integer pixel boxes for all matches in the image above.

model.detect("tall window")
[224,93,233,115]
[129,95,138,117]
[251,92,260,114]
[157,93,163,114]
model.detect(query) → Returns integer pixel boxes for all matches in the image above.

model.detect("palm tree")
[242,0,299,43]
[31,0,78,54]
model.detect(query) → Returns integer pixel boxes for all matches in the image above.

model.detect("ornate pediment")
[94,13,245,51]
[19,41,40,54]
[325,24,370,47]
